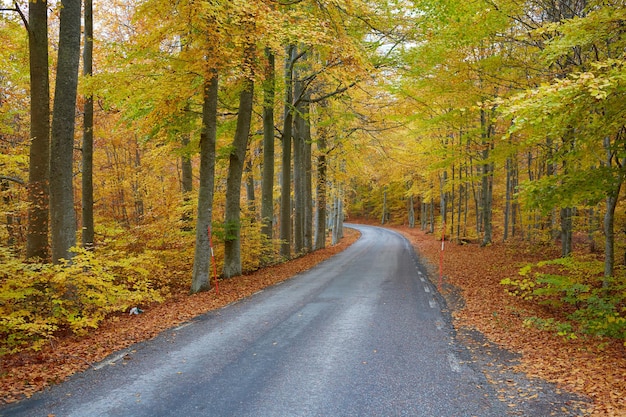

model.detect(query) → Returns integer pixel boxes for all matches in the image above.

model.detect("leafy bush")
[0,247,163,355]
[501,255,626,341]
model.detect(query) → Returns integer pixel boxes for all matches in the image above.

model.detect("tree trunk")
[314,132,327,250]
[82,0,94,250]
[381,189,387,224]
[280,45,295,258]
[190,71,218,294]
[245,157,256,214]
[602,135,625,283]
[26,0,50,260]
[303,107,313,253]
[561,207,573,257]
[480,108,494,247]
[222,69,254,278]
[604,192,619,281]
[504,156,512,241]
[261,48,275,241]
[439,171,447,226]
[180,132,193,230]
[408,195,415,228]
[293,81,305,255]
[50,0,82,263]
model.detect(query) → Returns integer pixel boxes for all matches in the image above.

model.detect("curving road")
[1,225,573,417]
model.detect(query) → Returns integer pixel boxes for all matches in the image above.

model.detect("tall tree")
[261,48,275,242]
[222,41,255,278]
[26,0,50,260]
[82,0,95,250]
[279,45,296,258]
[190,71,218,294]
[50,0,82,263]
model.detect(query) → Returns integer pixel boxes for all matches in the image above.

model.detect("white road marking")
[94,351,130,370]
[423,286,430,293]
[447,352,462,373]
[429,299,438,309]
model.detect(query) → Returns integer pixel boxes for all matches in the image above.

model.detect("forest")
[0,0,625,404]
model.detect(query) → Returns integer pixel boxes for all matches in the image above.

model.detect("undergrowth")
[0,247,165,355]
[501,255,626,343]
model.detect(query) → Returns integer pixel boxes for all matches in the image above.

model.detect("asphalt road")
[1,225,583,417]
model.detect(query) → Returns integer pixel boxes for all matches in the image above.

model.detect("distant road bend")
[4,224,516,416]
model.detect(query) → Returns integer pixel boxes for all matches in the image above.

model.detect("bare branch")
[0,175,25,185]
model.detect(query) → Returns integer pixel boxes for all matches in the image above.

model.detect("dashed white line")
[429,299,438,309]
[423,286,430,293]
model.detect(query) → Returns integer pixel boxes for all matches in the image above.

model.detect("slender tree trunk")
[26,0,50,260]
[504,156,512,241]
[190,71,218,294]
[50,0,82,263]
[245,156,256,214]
[293,78,305,254]
[132,148,144,222]
[180,132,193,230]
[439,171,447,226]
[222,72,254,278]
[480,108,494,247]
[604,192,619,281]
[428,199,435,233]
[561,207,573,256]
[261,48,275,241]
[303,108,313,253]
[280,45,295,258]
[381,189,387,224]
[181,133,193,195]
[408,195,415,228]
[314,125,327,250]
[82,0,94,250]
[602,136,625,283]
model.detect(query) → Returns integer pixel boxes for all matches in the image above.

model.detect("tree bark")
[293,71,307,254]
[479,108,494,247]
[82,0,94,250]
[314,129,327,250]
[245,156,256,214]
[261,48,275,241]
[180,132,193,230]
[561,207,573,257]
[26,0,50,260]
[222,51,255,278]
[50,0,82,263]
[304,122,313,252]
[190,71,218,294]
[408,195,415,228]
[280,45,296,258]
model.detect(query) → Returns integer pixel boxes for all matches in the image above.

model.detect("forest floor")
[1,224,625,416]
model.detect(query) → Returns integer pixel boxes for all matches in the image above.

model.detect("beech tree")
[82,0,94,250]
[222,40,255,278]
[50,0,82,263]
[190,71,218,293]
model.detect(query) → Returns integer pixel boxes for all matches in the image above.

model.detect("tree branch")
[0,175,25,185]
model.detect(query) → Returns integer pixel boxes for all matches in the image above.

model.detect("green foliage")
[501,256,626,341]
[0,247,163,356]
